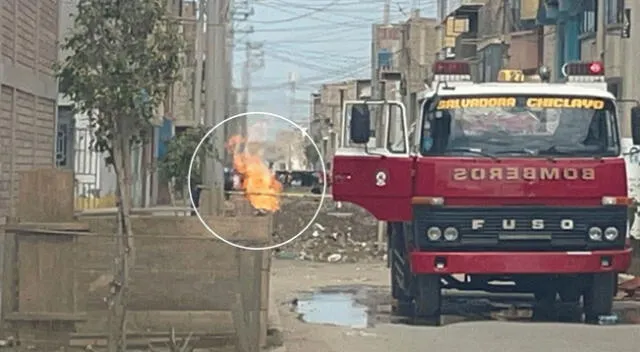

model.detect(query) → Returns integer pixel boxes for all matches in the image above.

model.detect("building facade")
[0,1,59,221]
[437,0,543,82]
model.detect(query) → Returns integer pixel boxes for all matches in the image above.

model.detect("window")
[420,95,619,158]
[606,0,624,25]
[509,0,537,31]
[580,0,597,34]
[386,104,407,154]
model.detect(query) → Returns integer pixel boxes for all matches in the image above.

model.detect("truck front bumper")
[410,248,632,274]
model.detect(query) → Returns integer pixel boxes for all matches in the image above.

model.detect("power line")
[263,44,369,62]
[249,0,340,24]
[249,62,371,91]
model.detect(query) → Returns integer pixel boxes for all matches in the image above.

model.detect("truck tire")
[412,275,441,326]
[557,277,583,322]
[532,285,556,322]
[583,272,616,323]
[389,223,413,316]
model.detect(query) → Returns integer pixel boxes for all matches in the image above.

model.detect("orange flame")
[226,135,283,212]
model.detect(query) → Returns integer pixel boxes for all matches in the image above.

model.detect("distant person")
[189,176,202,217]
[223,167,233,201]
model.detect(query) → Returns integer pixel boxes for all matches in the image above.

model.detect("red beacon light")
[562,61,604,77]
[433,61,471,75]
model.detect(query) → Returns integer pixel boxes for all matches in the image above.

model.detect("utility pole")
[288,72,297,126]
[288,72,297,171]
[239,40,261,136]
[411,0,420,18]
[202,0,227,215]
[193,0,205,124]
[374,0,393,252]
[241,42,252,132]
[595,0,606,62]
[500,0,510,68]
[232,1,254,137]
[383,0,391,25]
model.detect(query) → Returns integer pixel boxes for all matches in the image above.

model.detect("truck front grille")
[412,206,627,251]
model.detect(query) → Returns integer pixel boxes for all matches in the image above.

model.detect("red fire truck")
[332,60,640,325]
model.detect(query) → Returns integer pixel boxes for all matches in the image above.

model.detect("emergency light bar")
[561,61,604,77]
[561,61,605,86]
[432,60,472,82]
[433,61,471,75]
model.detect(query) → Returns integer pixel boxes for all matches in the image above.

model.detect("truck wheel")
[390,253,413,316]
[411,275,441,326]
[532,284,556,322]
[583,272,616,323]
[557,278,583,322]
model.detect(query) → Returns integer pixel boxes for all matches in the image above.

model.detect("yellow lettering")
[525,97,605,109]
[593,100,604,109]
[505,167,519,180]
[436,97,517,109]
[540,168,560,180]
[470,168,486,180]
[582,168,595,180]
[452,168,467,180]
[526,98,539,108]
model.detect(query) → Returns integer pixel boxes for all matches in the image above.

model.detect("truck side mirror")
[349,104,371,144]
[632,107,640,145]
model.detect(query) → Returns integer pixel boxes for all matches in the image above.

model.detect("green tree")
[158,126,213,204]
[56,1,183,350]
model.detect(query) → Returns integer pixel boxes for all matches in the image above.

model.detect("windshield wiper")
[445,148,499,160]
[493,148,536,156]
[491,148,560,162]
[538,145,604,160]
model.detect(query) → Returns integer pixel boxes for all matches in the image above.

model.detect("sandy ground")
[270,259,640,352]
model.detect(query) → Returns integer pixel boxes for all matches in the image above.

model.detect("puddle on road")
[295,292,369,328]
[293,285,640,327]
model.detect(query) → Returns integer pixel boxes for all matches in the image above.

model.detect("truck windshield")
[420,95,619,158]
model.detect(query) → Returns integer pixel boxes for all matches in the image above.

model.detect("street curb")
[266,289,286,351]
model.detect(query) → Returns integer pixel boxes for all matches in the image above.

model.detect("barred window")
[606,0,624,24]
[580,0,597,34]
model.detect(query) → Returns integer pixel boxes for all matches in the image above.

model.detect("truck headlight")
[443,227,459,241]
[604,227,619,241]
[426,227,441,241]
[588,227,602,241]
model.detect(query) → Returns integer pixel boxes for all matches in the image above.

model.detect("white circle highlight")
[187,111,327,251]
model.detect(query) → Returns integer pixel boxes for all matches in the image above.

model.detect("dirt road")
[270,259,640,352]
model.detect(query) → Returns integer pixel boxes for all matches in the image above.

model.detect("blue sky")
[233,0,438,135]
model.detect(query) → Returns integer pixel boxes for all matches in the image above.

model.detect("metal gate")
[55,106,74,169]
[73,127,106,209]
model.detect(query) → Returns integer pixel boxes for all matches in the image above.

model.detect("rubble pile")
[618,274,640,301]
[272,198,383,263]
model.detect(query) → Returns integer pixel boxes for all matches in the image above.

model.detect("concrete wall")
[74,214,272,347]
[0,0,59,222]
[402,17,438,94]
[542,25,557,78]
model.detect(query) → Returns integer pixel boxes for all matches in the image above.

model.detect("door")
[332,100,414,221]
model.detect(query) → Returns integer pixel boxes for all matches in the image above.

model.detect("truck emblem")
[375,171,387,187]
[471,219,574,230]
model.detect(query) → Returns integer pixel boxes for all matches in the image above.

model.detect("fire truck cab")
[332,60,640,325]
